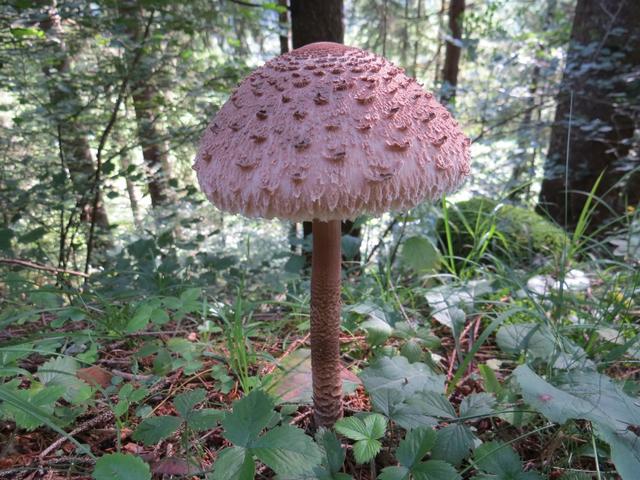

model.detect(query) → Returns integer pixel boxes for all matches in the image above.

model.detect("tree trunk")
[131,84,172,208]
[441,0,465,105]
[290,0,344,46]
[120,1,172,209]
[538,0,640,231]
[279,0,289,54]
[39,1,110,231]
[118,140,143,229]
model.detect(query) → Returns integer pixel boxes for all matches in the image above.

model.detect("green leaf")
[93,453,151,480]
[459,393,496,419]
[378,466,410,480]
[353,438,382,464]
[364,413,387,439]
[210,446,254,480]
[150,308,170,325]
[174,388,206,418]
[391,397,440,431]
[400,339,424,363]
[411,460,461,480]
[132,416,182,445]
[180,287,201,303]
[36,356,92,404]
[473,441,542,479]
[430,424,476,466]
[496,324,591,369]
[360,356,445,417]
[186,409,224,431]
[335,413,386,442]
[396,427,437,469]
[252,425,322,475]
[315,428,346,475]
[335,414,386,464]
[401,236,441,273]
[126,304,153,333]
[10,27,45,39]
[222,389,275,447]
[334,416,370,441]
[0,382,64,430]
[413,391,457,420]
[514,365,640,480]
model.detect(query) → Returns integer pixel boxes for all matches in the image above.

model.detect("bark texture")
[290,0,344,47]
[538,0,640,230]
[279,0,289,54]
[441,0,465,104]
[310,220,343,427]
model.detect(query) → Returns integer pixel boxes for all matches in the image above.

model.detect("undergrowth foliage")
[0,192,639,479]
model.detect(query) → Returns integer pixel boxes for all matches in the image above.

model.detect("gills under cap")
[193,42,471,222]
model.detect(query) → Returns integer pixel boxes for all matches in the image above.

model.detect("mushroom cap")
[193,42,471,222]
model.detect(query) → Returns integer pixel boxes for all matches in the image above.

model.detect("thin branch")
[0,258,89,278]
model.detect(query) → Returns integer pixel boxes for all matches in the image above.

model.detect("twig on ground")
[111,369,153,382]
[39,411,114,459]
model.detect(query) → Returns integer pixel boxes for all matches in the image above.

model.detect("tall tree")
[120,1,173,209]
[290,0,344,47]
[538,0,640,230]
[278,0,289,54]
[440,0,465,105]
[39,2,110,231]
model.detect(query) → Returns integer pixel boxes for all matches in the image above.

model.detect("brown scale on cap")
[194,41,470,221]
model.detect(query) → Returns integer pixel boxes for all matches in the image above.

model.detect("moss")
[438,197,569,264]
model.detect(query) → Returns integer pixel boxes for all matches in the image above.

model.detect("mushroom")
[193,42,470,428]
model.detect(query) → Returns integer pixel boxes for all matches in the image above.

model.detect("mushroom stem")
[310,219,343,427]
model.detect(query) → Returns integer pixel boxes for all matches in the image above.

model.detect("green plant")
[378,427,460,480]
[218,295,262,393]
[93,453,151,480]
[471,441,542,479]
[438,198,569,271]
[210,389,322,479]
[132,388,222,446]
[313,428,353,480]
[514,365,640,480]
[335,413,387,464]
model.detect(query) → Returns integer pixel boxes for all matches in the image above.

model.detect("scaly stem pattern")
[310,219,343,427]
